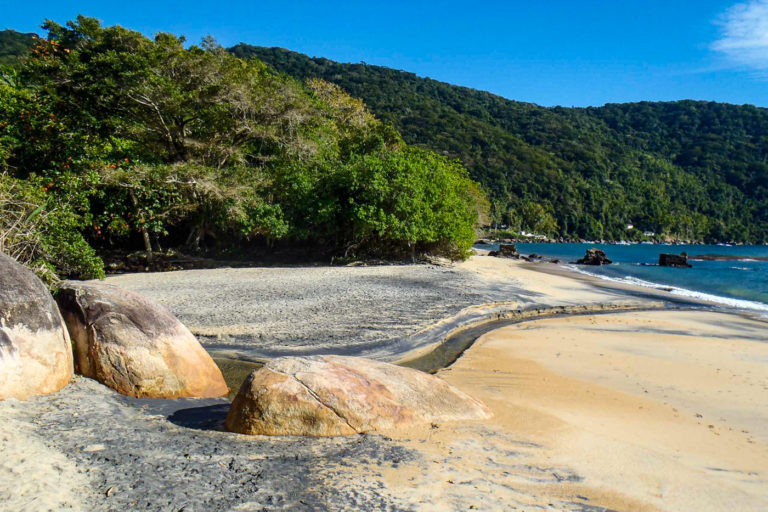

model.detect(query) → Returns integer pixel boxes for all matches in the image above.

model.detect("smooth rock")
[0,252,73,400]
[226,355,491,437]
[55,281,228,398]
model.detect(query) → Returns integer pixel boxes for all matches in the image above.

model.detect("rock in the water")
[489,243,519,259]
[573,248,612,265]
[226,355,491,436]
[659,253,692,268]
[0,253,73,400]
[497,243,519,258]
[55,281,228,398]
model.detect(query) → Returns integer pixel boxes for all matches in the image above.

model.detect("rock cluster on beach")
[1,250,490,439]
[226,355,491,436]
[0,252,226,400]
[486,243,562,263]
[55,281,228,398]
[488,243,520,258]
[0,253,74,400]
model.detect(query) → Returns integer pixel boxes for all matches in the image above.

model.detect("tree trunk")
[151,232,163,253]
[128,189,153,261]
[185,225,201,253]
[141,229,153,259]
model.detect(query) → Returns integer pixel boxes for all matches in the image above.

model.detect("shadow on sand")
[167,403,231,431]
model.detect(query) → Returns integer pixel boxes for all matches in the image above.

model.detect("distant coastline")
[477,235,767,246]
[475,242,768,316]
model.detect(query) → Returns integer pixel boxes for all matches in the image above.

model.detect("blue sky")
[2,1,767,107]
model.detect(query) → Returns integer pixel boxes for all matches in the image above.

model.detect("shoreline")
[529,260,768,316]
[477,238,768,246]
[475,242,768,317]
[557,262,768,316]
[2,254,767,510]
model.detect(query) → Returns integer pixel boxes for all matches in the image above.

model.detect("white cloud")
[712,0,768,70]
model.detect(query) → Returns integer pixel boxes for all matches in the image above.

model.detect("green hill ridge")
[2,30,766,244]
[0,29,37,65]
[231,45,768,243]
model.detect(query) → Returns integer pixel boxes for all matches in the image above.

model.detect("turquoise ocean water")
[475,242,768,315]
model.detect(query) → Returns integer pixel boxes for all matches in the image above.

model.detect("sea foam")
[565,265,768,316]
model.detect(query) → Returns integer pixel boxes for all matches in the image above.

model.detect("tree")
[0,15,486,276]
[519,202,559,236]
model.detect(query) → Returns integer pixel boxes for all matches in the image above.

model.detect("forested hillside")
[4,29,767,246]
[0,29,36,65]
[0,18,480,280]
[231,45,768,243]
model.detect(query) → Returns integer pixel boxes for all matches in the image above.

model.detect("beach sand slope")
[435,309,768,511]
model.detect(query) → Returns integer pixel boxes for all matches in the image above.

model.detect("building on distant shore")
[521,231,548,240]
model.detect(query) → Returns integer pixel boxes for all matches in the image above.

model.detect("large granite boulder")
[659,252,692,268]
[55,281,228,398]
[573,248,612,265]
[226,355,491,437]
[0,253,73,400]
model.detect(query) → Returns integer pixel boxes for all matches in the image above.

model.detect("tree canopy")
[3,21,767,283]
[0,18,481,278]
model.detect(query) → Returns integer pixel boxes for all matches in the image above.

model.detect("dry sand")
[1,255,767,511]
[433,309,768,511]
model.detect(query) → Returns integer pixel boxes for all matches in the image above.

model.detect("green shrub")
[337,147,478,260]
[0,173,104,282]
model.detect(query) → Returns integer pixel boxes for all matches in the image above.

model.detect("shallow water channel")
[212,304,679,396]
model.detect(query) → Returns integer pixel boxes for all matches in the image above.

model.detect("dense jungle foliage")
[0,20,481,279]
[232,45,768,244]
